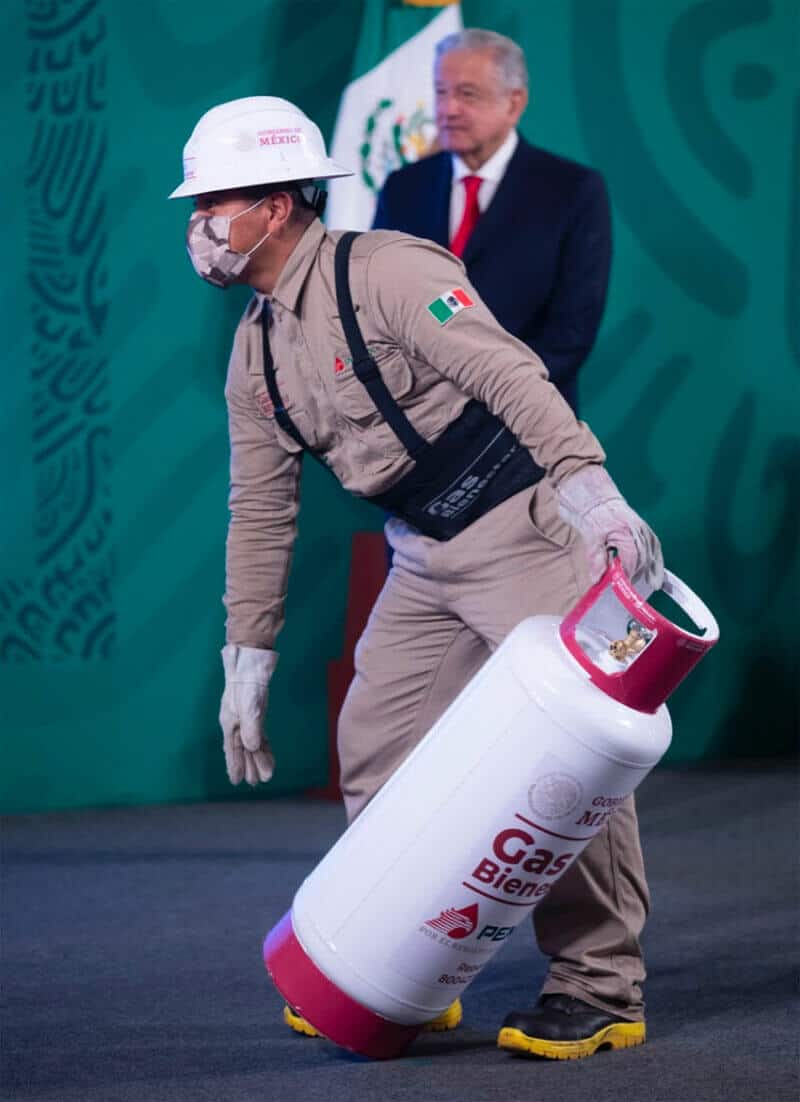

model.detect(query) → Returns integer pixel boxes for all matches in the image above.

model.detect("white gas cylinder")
[264,560,718,1058]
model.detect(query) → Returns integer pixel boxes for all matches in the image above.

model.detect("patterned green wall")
[1,0,796,813]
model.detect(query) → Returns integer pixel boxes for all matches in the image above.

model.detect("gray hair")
[435,29,528,92]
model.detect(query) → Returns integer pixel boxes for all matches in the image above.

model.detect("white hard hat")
[168,96,353,199]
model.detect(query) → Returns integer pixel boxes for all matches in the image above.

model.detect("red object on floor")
[307,531,388,799]
[263,911,421,1058]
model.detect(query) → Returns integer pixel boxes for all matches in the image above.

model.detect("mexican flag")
[427,287,474,324]
[326,0,463,230]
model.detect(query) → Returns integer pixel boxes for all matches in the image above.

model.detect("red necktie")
[449,175,482,258]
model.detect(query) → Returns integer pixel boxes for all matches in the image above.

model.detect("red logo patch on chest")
[334,356,346,374]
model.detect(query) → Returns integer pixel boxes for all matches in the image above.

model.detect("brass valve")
[609,623,649,662]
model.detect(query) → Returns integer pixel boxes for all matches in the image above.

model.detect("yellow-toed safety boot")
[284,998,463,1038]
[497,994,645,1060]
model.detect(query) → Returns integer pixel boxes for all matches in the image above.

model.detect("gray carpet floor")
[2,763,798,1102]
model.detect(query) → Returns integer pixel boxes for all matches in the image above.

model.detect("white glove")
[219,644,278,786]
[555,466,664,595]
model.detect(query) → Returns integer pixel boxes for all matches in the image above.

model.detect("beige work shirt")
[223,218,605,648]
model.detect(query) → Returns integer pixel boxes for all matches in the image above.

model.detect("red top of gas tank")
[559,559,719,714]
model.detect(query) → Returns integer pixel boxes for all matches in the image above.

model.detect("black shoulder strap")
[260,305,310,453]
[334,232,428,459]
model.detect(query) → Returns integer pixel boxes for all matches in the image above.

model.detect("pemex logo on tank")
[425,903,478,940]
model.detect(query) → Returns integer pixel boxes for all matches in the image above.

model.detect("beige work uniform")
[224,219,648,1018]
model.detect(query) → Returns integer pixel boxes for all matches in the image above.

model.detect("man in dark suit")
[373,27,611,415]
[373,30,648,1060]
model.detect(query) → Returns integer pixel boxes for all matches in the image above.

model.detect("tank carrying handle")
[559,558,719,714]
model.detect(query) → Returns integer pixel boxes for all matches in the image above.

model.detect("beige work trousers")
[337,481,649,1020]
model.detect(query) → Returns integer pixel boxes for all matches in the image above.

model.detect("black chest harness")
[261,231,544,541]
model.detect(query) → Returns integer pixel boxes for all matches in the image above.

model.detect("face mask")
[186,198,271,288]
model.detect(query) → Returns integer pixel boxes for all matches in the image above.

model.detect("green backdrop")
[1,0,797,813]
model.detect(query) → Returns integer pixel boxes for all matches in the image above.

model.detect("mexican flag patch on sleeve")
[427,287,474,325]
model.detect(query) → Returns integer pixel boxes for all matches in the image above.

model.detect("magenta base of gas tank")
[263,911,422,1059]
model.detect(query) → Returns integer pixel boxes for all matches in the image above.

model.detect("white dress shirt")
[449,129,519,241]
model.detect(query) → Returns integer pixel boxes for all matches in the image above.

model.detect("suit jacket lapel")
[428,154,452,248]
[462,140,532,266]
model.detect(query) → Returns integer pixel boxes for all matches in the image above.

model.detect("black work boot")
[497,993,646,1059]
